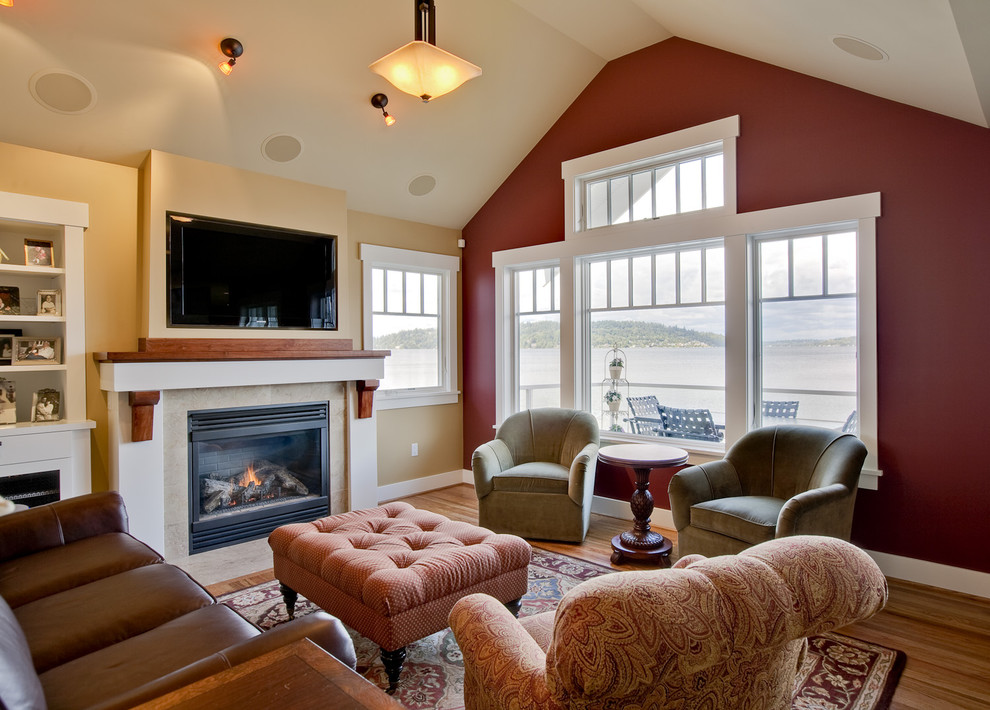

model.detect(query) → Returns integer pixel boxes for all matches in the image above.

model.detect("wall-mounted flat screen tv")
[167,212,337,330]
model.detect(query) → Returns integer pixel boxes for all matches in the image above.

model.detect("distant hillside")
[374,328,437,349]
[373,322,851,350]
[375,321,724,350]
[518,320,724,348]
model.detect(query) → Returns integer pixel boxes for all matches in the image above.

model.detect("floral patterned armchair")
[449,535,887,710]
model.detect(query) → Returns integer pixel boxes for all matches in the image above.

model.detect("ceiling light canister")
[218,37,243,75]
[370,0,481,102]
[371,93,397,127]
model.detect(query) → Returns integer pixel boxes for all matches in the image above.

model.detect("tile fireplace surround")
[97,339,387,568]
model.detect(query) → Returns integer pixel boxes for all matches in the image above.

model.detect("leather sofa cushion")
[0,594,46,710]
[690,496,783,545]
[16,563,214,673]
[0,533,162,609]
[491,463,569,494]
[39,604,259,710]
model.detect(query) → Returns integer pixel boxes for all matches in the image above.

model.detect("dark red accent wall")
[462,38,990,574]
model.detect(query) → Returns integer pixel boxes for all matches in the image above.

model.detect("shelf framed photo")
[0,377,14,424]
[31,388,60,422]
[12,336,61,365]
[24,239,54,267]
[0,286,20,316]
[37,289,62,317]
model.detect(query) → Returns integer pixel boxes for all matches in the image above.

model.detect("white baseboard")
[865,550,990,599]
[396,477,990,599]
[377,470,468,503]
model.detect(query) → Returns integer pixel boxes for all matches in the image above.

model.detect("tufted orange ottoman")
[268,501,531,692]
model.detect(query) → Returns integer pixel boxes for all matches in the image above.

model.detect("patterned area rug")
[220,548,905,710]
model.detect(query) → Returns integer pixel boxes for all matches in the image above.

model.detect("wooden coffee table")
[134,639,402,709]
[599,443,688,567]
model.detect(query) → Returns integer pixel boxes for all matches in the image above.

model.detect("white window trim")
[562,116,740,241]
[360,243,460,409]
[494,187,882,489]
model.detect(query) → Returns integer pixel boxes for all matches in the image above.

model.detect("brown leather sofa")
[0,491,356,710]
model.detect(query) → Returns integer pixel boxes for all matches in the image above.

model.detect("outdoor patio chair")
[624,396,665,436]
[660,406,724,442]
[762,400,799,419]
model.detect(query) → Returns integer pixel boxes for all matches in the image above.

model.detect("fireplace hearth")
[188,401,330,553]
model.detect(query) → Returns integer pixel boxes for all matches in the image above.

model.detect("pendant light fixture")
[369,0,481,103]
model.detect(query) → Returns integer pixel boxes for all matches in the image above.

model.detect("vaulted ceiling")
[1,0,987,229]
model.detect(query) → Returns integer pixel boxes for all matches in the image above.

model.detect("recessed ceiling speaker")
[831,36,888,62]
[29,70,97,114]
[408,174,437,197]
[261,134,303,163]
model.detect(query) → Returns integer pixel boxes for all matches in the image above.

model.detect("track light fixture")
[371,93,396,126]
[218,38,243,75]
[370,0,481,102]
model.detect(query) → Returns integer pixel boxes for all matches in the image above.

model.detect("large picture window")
[493,117,881,485]
[585,243,725,441]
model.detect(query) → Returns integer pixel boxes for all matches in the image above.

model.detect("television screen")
[167,212,337,330]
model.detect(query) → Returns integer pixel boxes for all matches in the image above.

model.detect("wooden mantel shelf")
[96,339,388,439]
[94,337,389,363]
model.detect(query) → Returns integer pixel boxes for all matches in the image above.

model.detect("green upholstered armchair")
[668,425,867,558]
[472,408,599,542]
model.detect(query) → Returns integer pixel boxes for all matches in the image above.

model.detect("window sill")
[375,390,460,410]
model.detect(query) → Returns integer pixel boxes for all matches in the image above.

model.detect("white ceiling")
[1,0,987,230]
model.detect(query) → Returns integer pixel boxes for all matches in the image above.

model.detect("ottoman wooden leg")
[505,597,522,617]
[279,583,298,620]
[380,646,406,694]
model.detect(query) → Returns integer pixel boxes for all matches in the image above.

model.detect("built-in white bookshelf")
[0,190,94,503]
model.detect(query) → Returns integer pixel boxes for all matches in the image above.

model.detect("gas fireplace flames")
[200,459,310,514]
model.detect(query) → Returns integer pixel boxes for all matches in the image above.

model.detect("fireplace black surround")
[188,401,330,553]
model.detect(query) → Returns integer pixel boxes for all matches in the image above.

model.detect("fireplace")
[188,401,330,553]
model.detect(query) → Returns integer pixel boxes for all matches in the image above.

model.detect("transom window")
[581,144,724,230]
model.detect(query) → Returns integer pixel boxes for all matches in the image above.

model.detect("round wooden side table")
[599,443,688,567]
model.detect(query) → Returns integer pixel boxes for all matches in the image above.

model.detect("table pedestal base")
[610,534,673,567]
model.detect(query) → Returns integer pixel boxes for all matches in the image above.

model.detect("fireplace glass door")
[188,402,329,552]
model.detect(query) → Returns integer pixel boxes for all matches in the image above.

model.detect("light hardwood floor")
[208,484,990,710]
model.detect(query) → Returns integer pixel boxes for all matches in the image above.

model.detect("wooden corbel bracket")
[356,380,380,419]
[128,391,161,442]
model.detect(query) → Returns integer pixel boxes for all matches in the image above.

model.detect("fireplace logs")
[201,460,310,513]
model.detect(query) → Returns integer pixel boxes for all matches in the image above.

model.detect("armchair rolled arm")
[567,442,599,507]
[472,438,514,498]
[449,593,558,710]
[668,460,742,532]
[777,483,856,538]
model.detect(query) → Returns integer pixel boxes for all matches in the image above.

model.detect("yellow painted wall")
[347,210,464,486]
[0,142,463,495]
[0,141,139,490]
[141,150,352,340]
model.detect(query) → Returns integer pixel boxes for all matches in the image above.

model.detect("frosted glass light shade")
[370,40,481,102]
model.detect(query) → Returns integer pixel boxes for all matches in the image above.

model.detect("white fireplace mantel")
[98,352,385,556]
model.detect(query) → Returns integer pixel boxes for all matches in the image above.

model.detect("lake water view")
[520,346,857,431]
[382,344,858,433]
